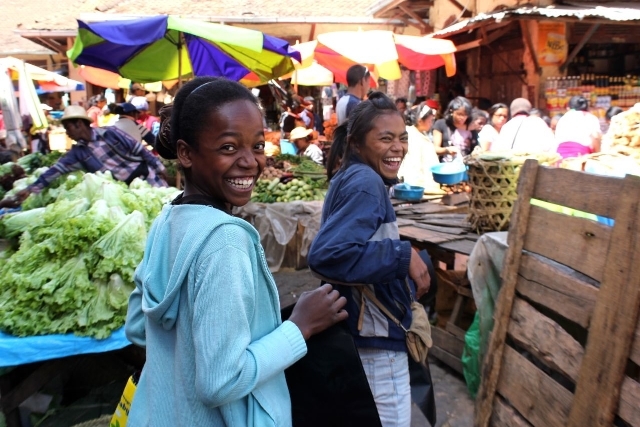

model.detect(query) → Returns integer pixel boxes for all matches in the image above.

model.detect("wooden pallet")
[475,160,640,427]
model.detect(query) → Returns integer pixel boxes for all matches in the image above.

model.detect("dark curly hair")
[155,77,260,160]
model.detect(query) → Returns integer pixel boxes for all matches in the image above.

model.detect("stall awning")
[430,3,640,39]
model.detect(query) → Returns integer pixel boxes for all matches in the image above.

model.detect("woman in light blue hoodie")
[125,77,347,427]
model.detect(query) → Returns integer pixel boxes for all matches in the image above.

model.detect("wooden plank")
[476,159,539,427]
[491,396,533,427]
[396,217,416,227]
[446,322,467,340]
[497,347,572,427]
[395,203,468,215]
[567,175,640,427]
[519,21,541,75]
[411,222,469,235]
[438,238,477,256]
[560,24,600,73]
[416,218,472,228]
[524,205,611,282]
[431,325,464,357]
[632,323,640,366]
[532,166,624,219]
[399,225,463,245]
[516,253,598,329]
[619,377,640,426]
[508,298,583,382]
[429,346,463,374]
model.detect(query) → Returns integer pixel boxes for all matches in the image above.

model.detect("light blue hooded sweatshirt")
[125,204,307,426]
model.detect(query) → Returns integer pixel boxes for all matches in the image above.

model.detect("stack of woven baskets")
[464,152,560,233]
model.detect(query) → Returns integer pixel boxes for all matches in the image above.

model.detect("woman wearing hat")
[12,105,166,206]
[290,126,323,165]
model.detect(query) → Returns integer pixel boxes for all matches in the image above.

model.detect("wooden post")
[474,159,539,427]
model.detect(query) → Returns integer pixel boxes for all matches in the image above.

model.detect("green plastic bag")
[462,313,481,398]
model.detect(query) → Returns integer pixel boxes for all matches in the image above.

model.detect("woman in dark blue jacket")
[308,92,431,427]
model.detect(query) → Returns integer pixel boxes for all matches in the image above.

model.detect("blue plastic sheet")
[0,327,131,368]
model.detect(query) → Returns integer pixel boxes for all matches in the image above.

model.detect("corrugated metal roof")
[430,4,640,38]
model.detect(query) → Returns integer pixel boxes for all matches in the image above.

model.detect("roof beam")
[447,0,472,16]
[370,0,408,17]
[560,23,600,72]
[520,21,541,75]
[398,4,431,32]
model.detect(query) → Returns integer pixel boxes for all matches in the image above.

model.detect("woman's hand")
[288,284,348,340]
[409,248,431,299]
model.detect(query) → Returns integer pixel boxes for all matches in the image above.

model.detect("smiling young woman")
[125,77,348,426]
[308,92,433,427]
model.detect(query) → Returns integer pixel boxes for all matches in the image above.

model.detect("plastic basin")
[430,163,468,185]
[393,185,425,201]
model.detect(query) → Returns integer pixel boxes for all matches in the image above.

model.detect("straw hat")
[289,127,313,141]
[60,105,92,123]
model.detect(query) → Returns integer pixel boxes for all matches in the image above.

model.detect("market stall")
[0,161,180,425]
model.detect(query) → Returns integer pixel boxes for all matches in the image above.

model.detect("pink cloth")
[556,141,593,159]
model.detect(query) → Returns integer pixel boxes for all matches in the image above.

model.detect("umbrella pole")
[178,33,184,89]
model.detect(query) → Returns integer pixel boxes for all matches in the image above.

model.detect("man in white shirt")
[492,98,554,153]
[290,127,323,165]
[336,65,370,125]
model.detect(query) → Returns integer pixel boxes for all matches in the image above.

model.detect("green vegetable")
[274,154,302,164]
[0,172,179,338]
[250,176,328,203]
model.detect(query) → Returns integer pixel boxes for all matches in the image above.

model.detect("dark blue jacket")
[308,159,413,352]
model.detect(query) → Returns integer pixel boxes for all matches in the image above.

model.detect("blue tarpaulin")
[0,327,131,368]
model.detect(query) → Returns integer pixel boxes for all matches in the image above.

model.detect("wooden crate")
[476,160,640,427]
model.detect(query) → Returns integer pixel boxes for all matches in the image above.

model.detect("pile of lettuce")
[0,172,178,338]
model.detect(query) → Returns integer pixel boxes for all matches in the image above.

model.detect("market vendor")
[554,96,602,158]
[290,126,323,165]
[114,102,156,147]
[12,106,166,205]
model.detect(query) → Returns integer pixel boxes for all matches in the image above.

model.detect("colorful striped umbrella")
[292,31,457,85]
[67,16,301,85]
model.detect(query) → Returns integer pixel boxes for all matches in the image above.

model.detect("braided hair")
[155,77,260,160]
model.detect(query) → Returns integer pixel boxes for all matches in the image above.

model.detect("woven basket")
[71,414,112,427]
[465,157,525,233]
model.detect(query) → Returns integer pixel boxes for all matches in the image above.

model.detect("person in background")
[550,114,563,134]
[605,106,623,125]
[493,98,554,153]
[528,108,542,118]
[130,96,160,136]
[554,95,602,158]
[42,92,63,111]
[99,103,119,127]
[127,83,146,102]
[395,97,408,116]
[305,96,324,135]
[86,94,107,128]
[477,103,508,151]
[11,106,166,205]
[432,96,474,161]
[602,106,625,151]
[113,102,156,147]
[290,126,323,165]
[470,108,489,132]
[308,92,432,427]
[321,86,334,121]
[398,102,440,192]
[336,65,371,125]
[125,76,347,426]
